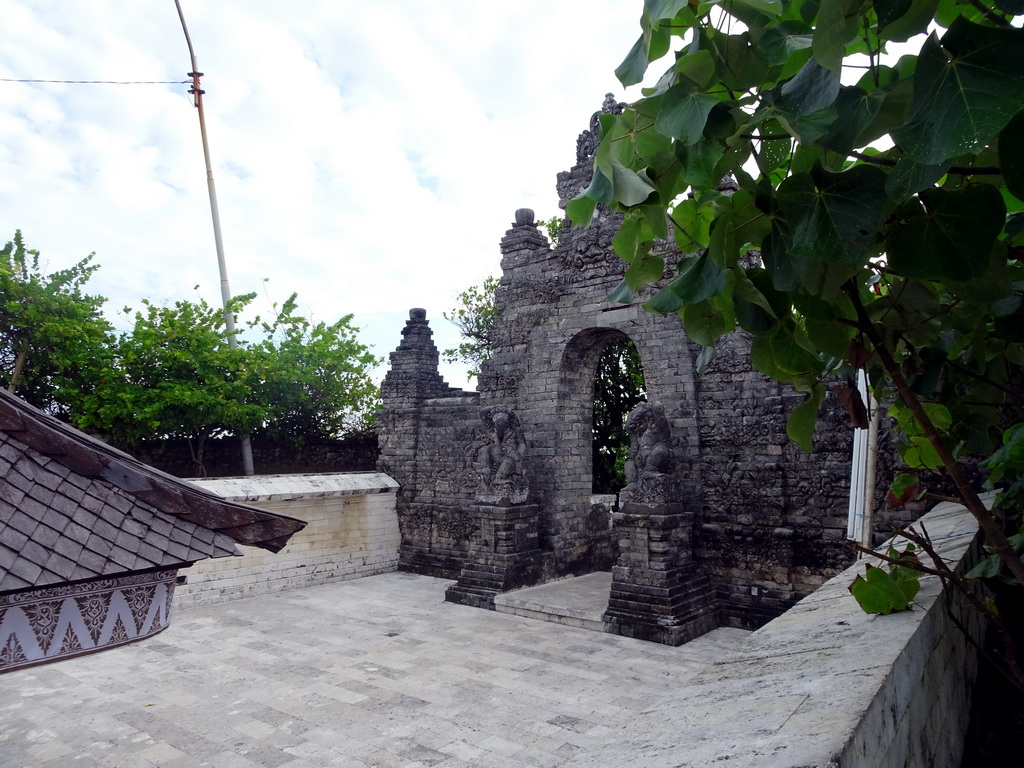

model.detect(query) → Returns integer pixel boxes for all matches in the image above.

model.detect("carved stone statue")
[621,402,675,503]
[475,406,528,504]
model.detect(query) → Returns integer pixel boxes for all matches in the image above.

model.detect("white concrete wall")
[566,499,985,768]
[174,473,400,610]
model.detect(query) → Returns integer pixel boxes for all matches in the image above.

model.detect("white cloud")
[0,0,649,389]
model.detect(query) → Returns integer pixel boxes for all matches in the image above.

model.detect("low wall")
[133,434,379,478]
[174,472,400,610]
[566,499,984,768]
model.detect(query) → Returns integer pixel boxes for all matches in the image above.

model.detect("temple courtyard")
[0,572,748,767]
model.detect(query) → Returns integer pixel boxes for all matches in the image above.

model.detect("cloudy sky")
[0,1,651,389]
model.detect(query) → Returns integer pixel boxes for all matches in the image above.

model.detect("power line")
[0,78,190,85]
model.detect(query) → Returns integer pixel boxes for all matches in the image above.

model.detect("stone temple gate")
[378,98,865,644]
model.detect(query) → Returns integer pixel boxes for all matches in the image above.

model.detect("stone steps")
[492,572,613,632]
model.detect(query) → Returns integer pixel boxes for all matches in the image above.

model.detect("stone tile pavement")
[0,572,748,767]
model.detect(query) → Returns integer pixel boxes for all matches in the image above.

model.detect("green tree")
[594,337,647,493]
[443,276,501,379]
[79,294,266,471]
[249,293,381,443]
[79,291,380,473]
[0,231,114,419]
[572,0,1024,687]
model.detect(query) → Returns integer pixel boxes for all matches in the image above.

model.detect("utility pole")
[174,0,255,476]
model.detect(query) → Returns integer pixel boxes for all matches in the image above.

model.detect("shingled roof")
[0,389,306,593]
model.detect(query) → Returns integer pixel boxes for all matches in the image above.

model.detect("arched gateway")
[378,99,859,644]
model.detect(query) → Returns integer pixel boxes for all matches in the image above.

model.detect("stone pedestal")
[603,502,717,645]
[445,503,542,609]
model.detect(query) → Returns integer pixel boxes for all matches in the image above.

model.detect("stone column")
[604,500,717,645]
[445,405,542,608]
[602,402,717,645]
[445,502,542,609]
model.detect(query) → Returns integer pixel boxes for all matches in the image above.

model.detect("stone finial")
[514,208,535,228]
[621,401,676,504]
[380,307,460,403]
[474,406,528,505]
[575,94,628,166]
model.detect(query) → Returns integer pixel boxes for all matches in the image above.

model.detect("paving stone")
[0,572,745,767]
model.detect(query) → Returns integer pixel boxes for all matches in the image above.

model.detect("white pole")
[174,0,255,476]
[847,370,872,546]
[862,378,880,550]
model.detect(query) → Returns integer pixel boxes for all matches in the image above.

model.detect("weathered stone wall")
[694,330,858,627]
[378,97,882,635]
[376,310,485,579]
[132,434,379,478]
[174,473,400,609]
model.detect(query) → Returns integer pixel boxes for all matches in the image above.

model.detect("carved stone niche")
[474,405,528,505]
[619,402,676,505]
[446,405,541,609]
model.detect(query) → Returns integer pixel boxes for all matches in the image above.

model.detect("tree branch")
[845,282,1024,587]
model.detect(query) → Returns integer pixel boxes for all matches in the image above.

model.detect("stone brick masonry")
[174,473,400,609]
[377,98,877,642]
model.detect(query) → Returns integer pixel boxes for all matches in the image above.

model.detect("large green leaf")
[677,139,728,189]
[776,165,888,266]
[722,190,773,262]
[816,86,888,156]
[874,0,912,28]
[566,170,612,226]
[733,268,779,334]
[674,49,717,89]
[999,110,1024,201]
[811,0,862,74]
[656,82,721,145]
[777,57,841,116]
[757,21,814,66]
[774,105,839,145]
[671,197,716,251]
[725,0,785,24]
[884,157,948,202]
[705,31,770,92]
[681,293,736,345]
[646,0,691,21]
[849,563,920,614]
[609,161,658,206]
[616,6,677,87]
[892,20,1024,165]
[753,117,792,176]
[885,185,1005,281]
[617,36,651,88]
[613,212,645,261]
[751,330,823,379]
[786,382,826,451]
[665,251,729,304]
[625,252,666,289]
[879,0,938,42]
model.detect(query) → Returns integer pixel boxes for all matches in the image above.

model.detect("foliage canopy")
[79,291,381,466]
[0,231,114,419]
[570,0,1024,577]
[443,276,501,379]
[0,232,380,471]
[570,0,1024,687]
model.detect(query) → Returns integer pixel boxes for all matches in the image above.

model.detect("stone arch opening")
[592,336,646,495]
[551,327,647,575]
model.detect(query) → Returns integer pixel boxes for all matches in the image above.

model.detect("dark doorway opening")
[592,336,646,494]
